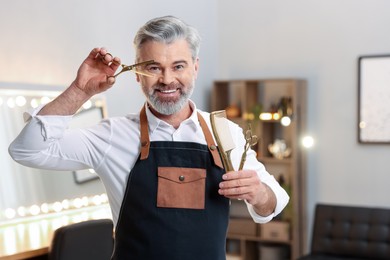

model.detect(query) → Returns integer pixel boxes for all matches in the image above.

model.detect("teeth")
[161,89,176,93]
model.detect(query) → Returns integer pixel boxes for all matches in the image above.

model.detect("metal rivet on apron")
[141,141,148,147]
[179,175,185,181]
[210,145,217,150]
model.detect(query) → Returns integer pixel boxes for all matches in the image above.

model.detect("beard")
[142,80,194,115]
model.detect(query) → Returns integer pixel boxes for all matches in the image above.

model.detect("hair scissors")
[239,124,258,170]
[110,60,155,79]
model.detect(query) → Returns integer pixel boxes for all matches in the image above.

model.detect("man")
[9,16,289,259]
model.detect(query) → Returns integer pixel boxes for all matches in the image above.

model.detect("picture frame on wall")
[358,54,390,144]
[73,168,99,184]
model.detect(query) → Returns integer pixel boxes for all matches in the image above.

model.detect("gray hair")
[134,16,201,61]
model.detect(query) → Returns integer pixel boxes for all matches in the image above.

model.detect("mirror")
[358,54,390,143]
[0,83,107,222]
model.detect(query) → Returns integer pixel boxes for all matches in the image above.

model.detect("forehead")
[137,39,193,65]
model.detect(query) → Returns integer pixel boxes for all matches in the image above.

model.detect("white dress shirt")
[9,100,289,226]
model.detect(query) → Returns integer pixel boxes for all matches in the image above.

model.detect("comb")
[210,110,235,171]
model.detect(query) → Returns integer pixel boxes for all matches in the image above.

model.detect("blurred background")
[1,0,390,256]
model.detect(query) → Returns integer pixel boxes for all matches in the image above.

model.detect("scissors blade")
[132,69,154,77]
[113,60,154,78]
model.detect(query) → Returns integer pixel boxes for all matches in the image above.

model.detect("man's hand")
[38,47,121,116]
[218,170,277,217]
[73,47,121,96]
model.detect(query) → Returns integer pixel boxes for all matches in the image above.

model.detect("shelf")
[212,78,307,260]
[259,157,293,164]
[227,234,292,245]
[226,253,243,260]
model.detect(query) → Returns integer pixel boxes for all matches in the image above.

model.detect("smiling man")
[9,16,289,260]
[137,39,197,127]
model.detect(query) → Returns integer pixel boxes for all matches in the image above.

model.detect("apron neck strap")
[197,111,224,169]
[139,105,224,169]
[139,105,150,160]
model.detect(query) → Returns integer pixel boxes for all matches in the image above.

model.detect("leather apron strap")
[197,111,224,169]
[139,105,150,160]
[139,105,224,169]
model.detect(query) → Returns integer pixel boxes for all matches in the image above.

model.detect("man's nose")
[159,70,175,85]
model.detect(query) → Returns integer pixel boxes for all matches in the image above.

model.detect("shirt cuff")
[24,105,73,140]
[245,178,290,224]
[246,202,274,223]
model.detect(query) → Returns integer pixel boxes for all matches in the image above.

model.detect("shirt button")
[179,175,185,181]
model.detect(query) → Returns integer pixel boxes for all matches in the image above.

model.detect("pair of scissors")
[110,60,155,79]
[238,124,258,170]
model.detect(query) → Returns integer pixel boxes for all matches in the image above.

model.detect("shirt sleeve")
[8,106,110,171]
[229,121,290,224]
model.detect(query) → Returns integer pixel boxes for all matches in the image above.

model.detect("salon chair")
[299,204,390,260]
[48,219,114,260]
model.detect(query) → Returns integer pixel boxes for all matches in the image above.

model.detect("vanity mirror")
[0,82,107,222]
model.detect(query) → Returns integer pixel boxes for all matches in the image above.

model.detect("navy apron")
[111,106,230,260]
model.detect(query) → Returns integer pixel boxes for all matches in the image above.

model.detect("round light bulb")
[40,96,51,104]
[7,98,15,108]
[5,208,16,219]
[82,100,92,109]
[302,136,315,148]
[15,96,27,107]
[52,202,63,212]
[281,116,291,126]
[29,205,41,216]
[17,206,26,217]
[30,98,39,108]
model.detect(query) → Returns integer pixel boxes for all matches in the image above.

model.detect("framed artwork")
[73,168,99,184]
[358,54,390,143]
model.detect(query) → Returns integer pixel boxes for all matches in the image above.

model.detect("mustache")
[154,82,183,90]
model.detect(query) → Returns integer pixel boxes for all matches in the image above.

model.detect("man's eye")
[174,64,185,70]
[147,66,161,73]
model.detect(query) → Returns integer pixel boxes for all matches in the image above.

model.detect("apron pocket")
[157,167,206,209]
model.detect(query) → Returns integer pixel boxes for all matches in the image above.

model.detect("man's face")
[136,39,199,115]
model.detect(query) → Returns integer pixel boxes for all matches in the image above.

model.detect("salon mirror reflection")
[0,84,108,223]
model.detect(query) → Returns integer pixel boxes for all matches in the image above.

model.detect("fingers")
[107,76,116,85]
[218,170,260,199]
[98,48,114,65]
[109,56,121,71]
[88,47,121,85]
[90,47,121,66]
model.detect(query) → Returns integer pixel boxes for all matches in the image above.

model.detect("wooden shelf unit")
[211,79,307,260]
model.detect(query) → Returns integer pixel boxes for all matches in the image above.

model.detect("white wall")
[0,0,218,115]
[217,0,390,251]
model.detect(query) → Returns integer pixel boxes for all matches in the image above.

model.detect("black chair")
[299,204,390,260]
[48,219,114,260]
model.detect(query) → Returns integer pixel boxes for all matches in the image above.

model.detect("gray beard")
[143,81,194,115]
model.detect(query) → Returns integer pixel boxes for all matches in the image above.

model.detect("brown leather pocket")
[157,167,206,209]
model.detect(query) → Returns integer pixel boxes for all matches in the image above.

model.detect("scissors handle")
[238,127,258,170]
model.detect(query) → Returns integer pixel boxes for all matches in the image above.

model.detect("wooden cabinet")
[211,79,307,260]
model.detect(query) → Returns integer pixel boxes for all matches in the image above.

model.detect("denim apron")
[111,105,230,260]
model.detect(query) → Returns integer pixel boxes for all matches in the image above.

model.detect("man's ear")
[136,74,141,82]
[194,57,199,79]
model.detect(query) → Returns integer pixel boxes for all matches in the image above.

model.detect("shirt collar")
[144,100,199,135]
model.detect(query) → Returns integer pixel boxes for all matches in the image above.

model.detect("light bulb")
[15,96,26,107]
[281,116,291,126]
[29,205,41,216]
[82,100,92,109]
[5,208,16,219]
[302,136,314,148]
